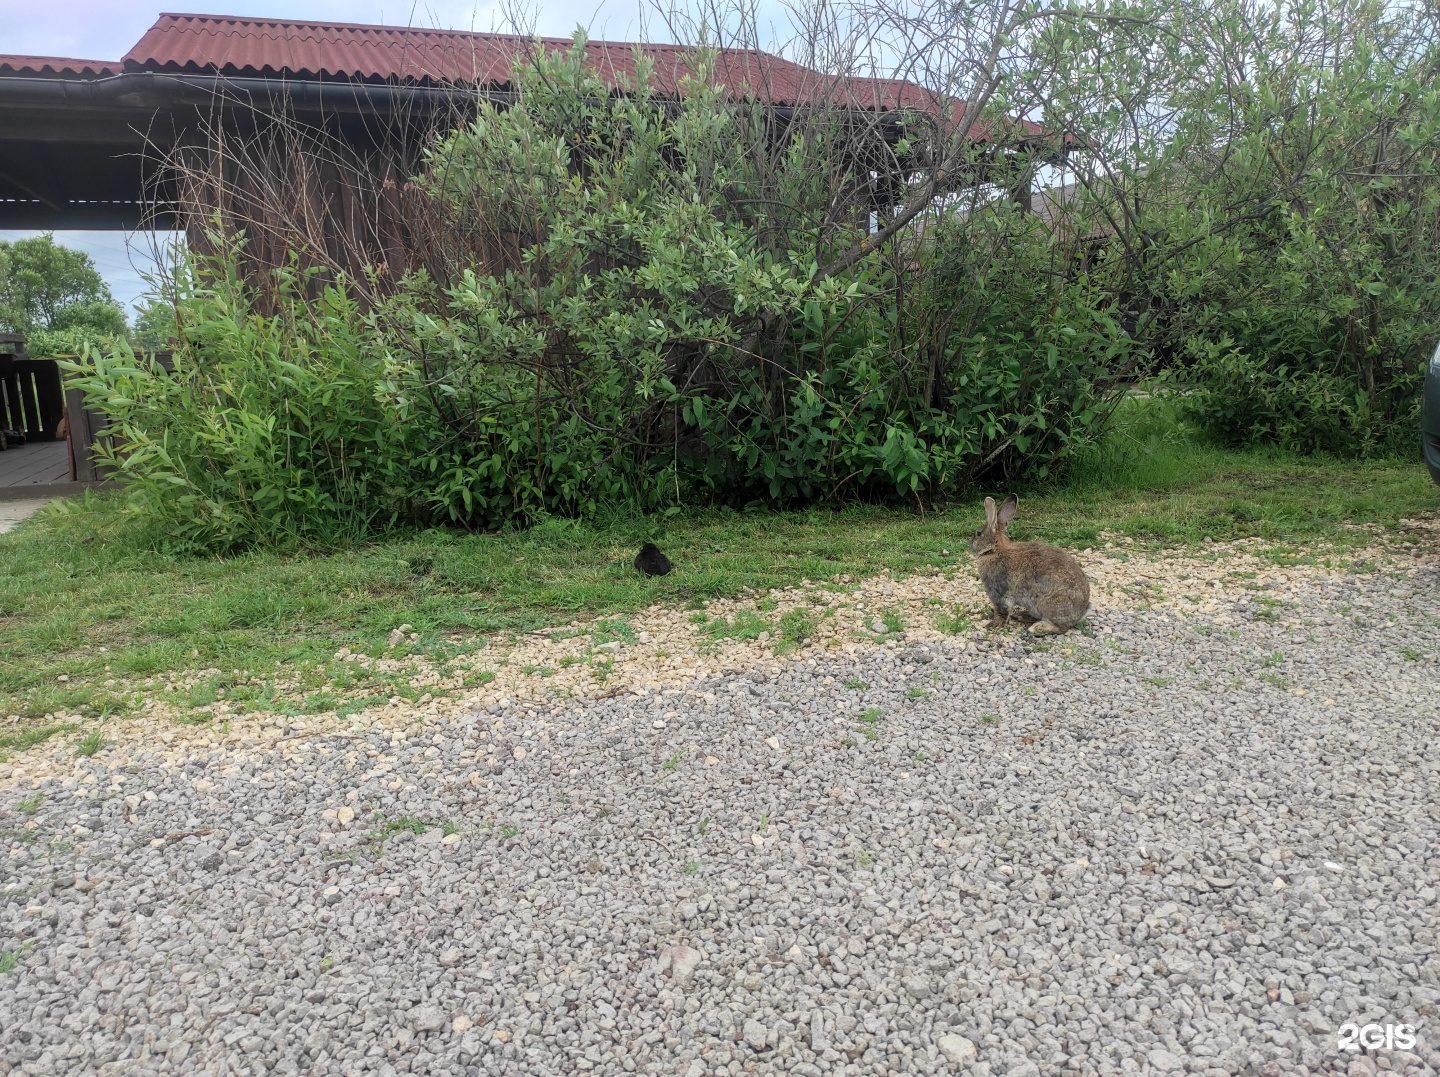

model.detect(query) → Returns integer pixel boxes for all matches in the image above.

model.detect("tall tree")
[0,234,127,338]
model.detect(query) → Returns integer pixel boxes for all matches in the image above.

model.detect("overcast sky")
[1,0,795,318]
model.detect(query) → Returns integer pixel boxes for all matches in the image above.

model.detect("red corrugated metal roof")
[0,55,120,77]
[119,12,932,110]
[0,15,1051,142]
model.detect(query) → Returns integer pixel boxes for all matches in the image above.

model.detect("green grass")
[0,723,75,760]
[858,707,883,741]
[0,394,1433,753]
[934,606,973,635]
[16,793,43,815]
[699,609,770,641]
[878,609,906,635]
[381,816,427,836]
[776,609,816,653]
[588,617,637,646]
[0,941,34,974]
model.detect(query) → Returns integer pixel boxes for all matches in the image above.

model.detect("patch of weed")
[933,606,974,634]
[700,610,770,641]
[589,618,637,646]
[0,941,34,974]
[0,724,73,757]
[858,707,883,741]
[1251,597,1286,622]
[776,610,816,653]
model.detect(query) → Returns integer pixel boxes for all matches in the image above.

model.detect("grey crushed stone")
[2,569,1439,1077]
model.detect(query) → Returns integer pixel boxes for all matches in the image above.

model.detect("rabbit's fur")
[969,494,1090,634]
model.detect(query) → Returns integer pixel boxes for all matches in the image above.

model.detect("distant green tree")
[0,234,127,355]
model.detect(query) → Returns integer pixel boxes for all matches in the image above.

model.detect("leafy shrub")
[67,259,409,551]
[1137,1,1440,454]
[71,35,1129,548]
[1179,343,1399,457]
[375,42,1127,520]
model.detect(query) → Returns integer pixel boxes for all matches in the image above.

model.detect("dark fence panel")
[0,359,67,442]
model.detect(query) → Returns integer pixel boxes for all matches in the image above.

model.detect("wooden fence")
[0,333,172,488]
[0,333,65,445]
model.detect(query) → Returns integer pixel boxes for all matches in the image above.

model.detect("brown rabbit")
[970,494,1090,634]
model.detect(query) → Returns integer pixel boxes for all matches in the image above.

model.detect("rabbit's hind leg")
[1028,619,1065,636]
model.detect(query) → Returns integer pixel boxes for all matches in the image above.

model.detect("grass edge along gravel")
[1,399,1435,758]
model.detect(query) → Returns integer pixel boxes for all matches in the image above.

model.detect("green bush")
[70,36,1128,549]
[1178,342,1398,457]
[1138,1,1440,454]
[374,41,1127,523]
[67,260,410,551]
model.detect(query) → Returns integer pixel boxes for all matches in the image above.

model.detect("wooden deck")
[0,440,93,501]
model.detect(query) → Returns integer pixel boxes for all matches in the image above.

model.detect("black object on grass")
[634,543,672,577]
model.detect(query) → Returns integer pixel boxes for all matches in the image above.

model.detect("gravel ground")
[3,556,1439,1077]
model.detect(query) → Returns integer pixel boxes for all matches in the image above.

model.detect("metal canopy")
[0,72,476,229]
[0,13,1049,231]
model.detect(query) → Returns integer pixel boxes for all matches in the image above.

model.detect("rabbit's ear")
[997,494,1018,528]
[984,497,998,531]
